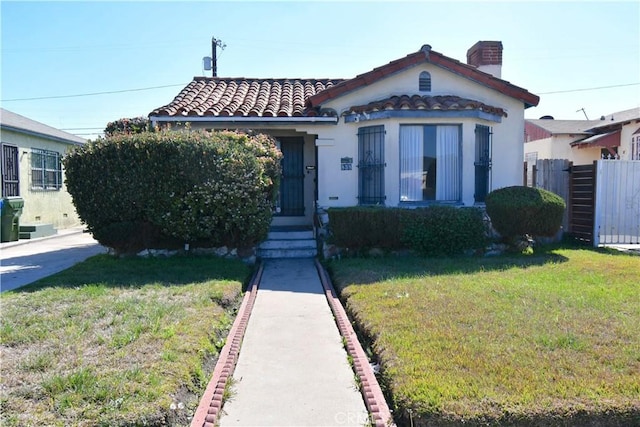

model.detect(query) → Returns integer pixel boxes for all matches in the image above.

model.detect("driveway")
[0,228,107,292]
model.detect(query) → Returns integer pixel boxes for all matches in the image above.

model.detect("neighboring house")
[0,108,85,231]
[525,107,640,165]
[149,41,539,228]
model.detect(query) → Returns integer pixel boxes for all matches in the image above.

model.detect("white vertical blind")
[400,126,423,201]
[436,125,460,201]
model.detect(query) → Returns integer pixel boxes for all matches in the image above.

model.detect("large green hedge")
[485,186,565,242]
[327,206,487,257]
[63,130,281,254]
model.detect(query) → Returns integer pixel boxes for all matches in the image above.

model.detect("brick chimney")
[467,41,503,78]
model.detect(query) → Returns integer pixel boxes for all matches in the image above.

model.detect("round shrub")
[485,186,566,241]
[63,130,281,254]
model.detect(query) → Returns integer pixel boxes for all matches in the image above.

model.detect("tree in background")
[104,117,150,137]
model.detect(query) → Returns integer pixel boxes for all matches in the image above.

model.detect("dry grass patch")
[328,246,640,426]
[0,255,250,427]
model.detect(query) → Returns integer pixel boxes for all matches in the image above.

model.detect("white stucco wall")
[300,63,528,208]
[524,135,601,165]
[1,129,82,229]
[619,119,640,160]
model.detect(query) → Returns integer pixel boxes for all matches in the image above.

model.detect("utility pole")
[576,108,589,120]
[211,37,226,77]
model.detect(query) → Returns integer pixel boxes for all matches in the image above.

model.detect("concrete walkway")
[218,258,369,426]
[0,227,107,292]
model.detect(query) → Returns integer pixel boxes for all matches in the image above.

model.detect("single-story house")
[525,107,640,165]
[0,108,86,233]
[149,41,539,228]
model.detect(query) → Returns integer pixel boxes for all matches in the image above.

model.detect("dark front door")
[278,137,305,216]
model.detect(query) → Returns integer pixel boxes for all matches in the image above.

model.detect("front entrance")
[277,137,305,216]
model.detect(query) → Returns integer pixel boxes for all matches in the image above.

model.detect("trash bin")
[1,197,24,242]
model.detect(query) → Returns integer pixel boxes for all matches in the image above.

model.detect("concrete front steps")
[19,224,57,240]
[257,227,317,259]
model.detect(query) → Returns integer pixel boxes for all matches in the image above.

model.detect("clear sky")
[1,1,639,140]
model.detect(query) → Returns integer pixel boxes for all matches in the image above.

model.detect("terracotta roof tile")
[150,77,345,118]
[345,95,508,117]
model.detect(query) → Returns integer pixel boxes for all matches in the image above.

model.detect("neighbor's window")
[419,71,431,92]
[31,148,62,190]
[633,135,640,160]
[400,125,461,202]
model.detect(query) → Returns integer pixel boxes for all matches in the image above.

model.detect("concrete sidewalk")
[218,258,369,426]
[0,227,107,292]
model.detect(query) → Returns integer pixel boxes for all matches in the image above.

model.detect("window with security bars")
[357,125,386,205]
[31,148,63,190]
[2,144,20,197]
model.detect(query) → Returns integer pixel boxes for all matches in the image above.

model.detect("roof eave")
[0,124,86,145]
[149,116,338,125]
[307,48,540,109]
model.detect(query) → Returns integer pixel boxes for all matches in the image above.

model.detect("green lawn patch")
[327,247,640,426]
[0,254,251,427]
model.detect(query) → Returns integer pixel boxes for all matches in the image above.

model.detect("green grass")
[0,254,251,427]
[327,246,640,426]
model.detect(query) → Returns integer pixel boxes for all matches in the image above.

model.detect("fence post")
[592,160,599,247]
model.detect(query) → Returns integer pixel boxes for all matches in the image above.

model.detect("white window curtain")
[400,126,423,201]
[436,125,460,201]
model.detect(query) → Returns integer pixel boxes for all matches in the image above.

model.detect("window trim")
[399,123,462,204]
[31,148,63,191]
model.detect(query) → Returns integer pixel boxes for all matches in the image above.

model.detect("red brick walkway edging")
[190,262,264,427]
[314,259,396,427]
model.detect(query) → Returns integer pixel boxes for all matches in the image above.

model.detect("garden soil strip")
[190,262,264,427]
[314,259,396,427]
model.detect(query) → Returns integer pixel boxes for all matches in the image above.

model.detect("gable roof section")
[0,108,86,145]
[306,45,540,109]
[149,78,346,119]
[149,44,540,121]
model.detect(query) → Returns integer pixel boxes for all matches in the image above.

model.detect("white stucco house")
[149,41,539,228]
[0,108,85,235]
[525,107,640,165]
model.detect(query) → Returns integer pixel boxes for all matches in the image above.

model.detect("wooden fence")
[524,159,571,235]
[524,159,640,246]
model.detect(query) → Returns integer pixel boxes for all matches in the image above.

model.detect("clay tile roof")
[150,77,346,118]
[345,95,508,117]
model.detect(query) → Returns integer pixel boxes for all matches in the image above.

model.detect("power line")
[1,83,189,102]
[538,82,639,95]
[3,80,639,103]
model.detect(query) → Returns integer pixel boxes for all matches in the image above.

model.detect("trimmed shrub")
[401,206,487,256]
[326,206,487,257]
[485,186,566,242]
[63,130,281,254]
[327,207,406,250]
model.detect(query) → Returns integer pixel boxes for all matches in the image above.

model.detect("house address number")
[341,157,353,171]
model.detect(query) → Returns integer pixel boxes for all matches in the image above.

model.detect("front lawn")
[0,255,251,427]
[327,247,640,426]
